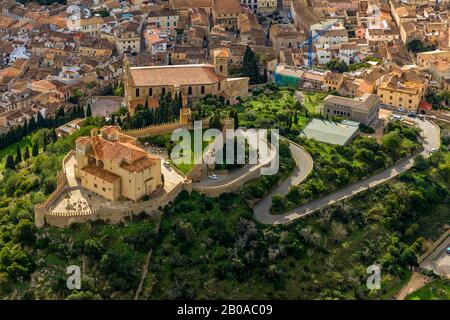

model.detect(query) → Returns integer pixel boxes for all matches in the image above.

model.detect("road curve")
[254,118,441,225]
[253,139,314,223]
[193,132,278,196]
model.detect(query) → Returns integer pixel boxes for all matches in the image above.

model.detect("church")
[123,49,249,114]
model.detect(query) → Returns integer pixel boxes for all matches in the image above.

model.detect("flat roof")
[300,119,359,146]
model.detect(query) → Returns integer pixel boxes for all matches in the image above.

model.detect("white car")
[208,174,218,180]
[163,161,171,167]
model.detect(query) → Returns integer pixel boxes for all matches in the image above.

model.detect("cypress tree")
[6,154,15,170]
[15,144,22,164]
[86,104,92,117]
[262,68,268,83]
[51,129,57,142]
[24,146,30,160]
[23,119,29,136]
[243,46,259,84]
[37,112,45,128]
[32,141,39,157]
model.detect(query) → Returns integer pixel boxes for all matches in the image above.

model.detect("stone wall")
[34,171,69,227]
[121,121,188,138]
[34,150,76,227]
[42,179,192,228]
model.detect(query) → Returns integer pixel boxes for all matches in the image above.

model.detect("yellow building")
[377,74,426,111]
[123,53,249,113]
[75,126,162,202]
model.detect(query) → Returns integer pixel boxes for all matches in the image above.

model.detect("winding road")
[254,118,441,225]
[193,131,278,196]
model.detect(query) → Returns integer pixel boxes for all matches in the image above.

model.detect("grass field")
[236,89,313,131]
[171,129,213,175]
[0,135,32,162]
[302,91,327,115]
[406,279,450,300]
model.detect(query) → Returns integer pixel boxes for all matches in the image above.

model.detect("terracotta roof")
[419,100,432,110]
[82,164,120,183]
[120,156,157,173]
[214,0,242,14]
[171,0,214,9]
[129,64,225,86]
[213,48,229,58]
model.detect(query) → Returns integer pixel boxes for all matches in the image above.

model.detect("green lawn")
[406,279,450,300]
[0,135,32,162]
[171,129,213,175]
[236,89,311,131]
[302,91,327,115]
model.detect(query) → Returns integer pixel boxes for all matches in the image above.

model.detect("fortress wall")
[34,171,69,227]
[42,180,193,228]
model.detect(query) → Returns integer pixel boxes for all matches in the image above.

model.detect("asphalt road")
[420,235,450,279]
[193,132,277,190]
[254,118,441,225]
[253,140,314,223]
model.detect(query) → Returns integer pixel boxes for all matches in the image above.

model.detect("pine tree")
[5,154,15,170]
[32,141,39,157]
[86,104,92,117]
[24,146,30,160]
[15,144,22,164]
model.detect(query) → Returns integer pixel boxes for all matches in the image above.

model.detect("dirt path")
[395,272,431,300]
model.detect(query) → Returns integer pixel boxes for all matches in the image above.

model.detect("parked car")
[208,174,218,180]
[398,108,405,113]
[163,161,171,168]
[407,111,416,118]
[446,246,450,255]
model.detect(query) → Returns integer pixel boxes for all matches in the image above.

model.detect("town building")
[114,21,141,55]
[75,126,162,202]
[377,73,427,111]
[147,9,179,31]
[322,93,380,126]
[269,24,305,56]
[214,0,242,31]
